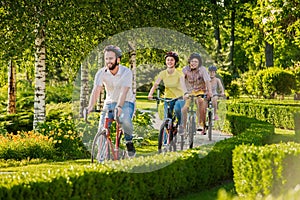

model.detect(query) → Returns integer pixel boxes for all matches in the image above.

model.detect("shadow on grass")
[175,181,236,200]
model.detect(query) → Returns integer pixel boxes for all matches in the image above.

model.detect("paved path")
[152,112,232,150]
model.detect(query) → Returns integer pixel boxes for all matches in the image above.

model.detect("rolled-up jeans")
[98,101,134,142]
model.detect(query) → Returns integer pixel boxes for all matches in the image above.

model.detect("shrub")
[46,84,73,103]
[261,67,296,99]
[228,80,240,98]
[36,116,89,160]
[0,131,55,160]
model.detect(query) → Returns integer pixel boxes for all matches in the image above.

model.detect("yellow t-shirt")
[158,69,184,98]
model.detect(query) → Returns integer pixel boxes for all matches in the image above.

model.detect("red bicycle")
[84,108,125,163]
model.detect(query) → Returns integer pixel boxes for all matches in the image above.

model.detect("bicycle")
[84,108,125,163]
[204,94,224,141]
[205,97,214,141]
[152,95,183,153]
[185,93,206,149]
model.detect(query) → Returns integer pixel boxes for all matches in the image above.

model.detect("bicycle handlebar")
[83,107,122,124]
[151,96,183,103]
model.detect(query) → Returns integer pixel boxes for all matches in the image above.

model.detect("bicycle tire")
[169,132,177,152]
[179,134,184,150]
[91,130,113,163]
[158,123,166,153]
[158,121,177,153]
[188,115,196,149]
[208,112,213,141]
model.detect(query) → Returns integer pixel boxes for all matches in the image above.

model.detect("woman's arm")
[148,77,162,99]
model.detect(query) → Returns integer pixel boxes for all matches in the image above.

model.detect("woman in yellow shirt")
[148,51,186,128]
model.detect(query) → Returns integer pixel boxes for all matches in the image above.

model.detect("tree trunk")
[33,27,46,129]
[229,7,236,76]
[79,61,89,117]
[265,41,274,67]
[7,59,16,114]
[128,41,136,97]
[214,26,222,55]
[96,51,104,111]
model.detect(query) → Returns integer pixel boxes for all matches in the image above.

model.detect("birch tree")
[7,60,16,114]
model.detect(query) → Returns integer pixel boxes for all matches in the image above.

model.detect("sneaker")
[178,125,185,136]
[126,141,136,157]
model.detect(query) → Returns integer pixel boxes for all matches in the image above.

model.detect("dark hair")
[188,53,202,67]
[165,51,179,63]
[104,45,122,59]
[208,65,218,71]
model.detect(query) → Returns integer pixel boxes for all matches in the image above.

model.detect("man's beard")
[108,58,119,71]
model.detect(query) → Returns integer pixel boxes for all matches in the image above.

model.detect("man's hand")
[116,106,122,117]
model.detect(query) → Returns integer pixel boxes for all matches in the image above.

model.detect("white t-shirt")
[94,65,135,104]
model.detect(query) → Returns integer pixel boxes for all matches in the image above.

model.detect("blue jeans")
[164,99,185,125]
[98,101,135,142]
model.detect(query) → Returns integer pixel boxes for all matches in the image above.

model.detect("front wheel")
[91,130,113,163]
[188,115,196,149]
[207,112,213,141]
[158,122,176,153]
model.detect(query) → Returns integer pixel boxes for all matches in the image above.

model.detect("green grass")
[136,92,158,111]
[266,128,296,144]
[176,181,236,200]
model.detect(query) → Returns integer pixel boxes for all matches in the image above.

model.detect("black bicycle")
[152,96,183,153]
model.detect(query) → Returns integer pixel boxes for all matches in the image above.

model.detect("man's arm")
[87,85,103,113]
[117,86,130,108]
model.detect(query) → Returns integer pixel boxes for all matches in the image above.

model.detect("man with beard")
[86,45,136,157]
[181,53,212,135]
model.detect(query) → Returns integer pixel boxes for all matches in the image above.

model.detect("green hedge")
[0,113,274,199]
[233,142,300,199]
[227,99,300,129]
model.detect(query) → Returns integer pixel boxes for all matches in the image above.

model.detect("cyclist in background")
[148,51,187,134]
[181,53,212,135]
[208,65,225,120]
[86,45,136,157]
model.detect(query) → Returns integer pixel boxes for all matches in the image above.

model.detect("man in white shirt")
[86,45,136,157]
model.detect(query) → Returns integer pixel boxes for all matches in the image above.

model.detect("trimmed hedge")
[227,99,300,129]
[233,142,300,199]
[0,113,274,199]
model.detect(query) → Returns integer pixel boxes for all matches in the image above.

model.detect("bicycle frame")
[91,109,124,163]
[153,96,181,153]
[103,116,123,160]
[205,98,214,141]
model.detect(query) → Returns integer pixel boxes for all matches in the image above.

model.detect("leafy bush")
[133,109,156,139]
[0,112,33,133]
[245,67,296,99]
[233,142,300,198]
[261,67,296,99]
[228,80,240,98]
[0,131,55,160]
[46,84,73,103]
[36,116,89,160]
[46,102,73,121]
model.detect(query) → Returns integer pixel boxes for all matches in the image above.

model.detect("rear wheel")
[91,130,113,163]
